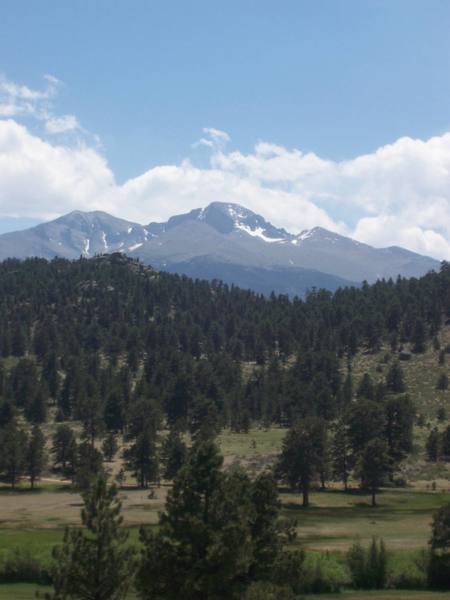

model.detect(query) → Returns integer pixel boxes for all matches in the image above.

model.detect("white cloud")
[0,75,58,119]
[0,75,83,138]
[1,89,450,260]
[193,127,231,150]
[45,114,80,134]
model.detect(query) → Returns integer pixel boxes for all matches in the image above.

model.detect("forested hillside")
[2,255,450,597]
[0,253,448,433]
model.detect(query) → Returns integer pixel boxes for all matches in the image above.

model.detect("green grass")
[309,593,450,599]
[0,583,50,599]
[282,488,450,550]
[0,584,141,599]
[0,585,449,600]
[0,529,62,563]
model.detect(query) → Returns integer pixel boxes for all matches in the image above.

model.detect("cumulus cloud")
[1,80,450,260]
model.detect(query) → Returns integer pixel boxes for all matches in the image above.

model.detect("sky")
[1,0,450,258]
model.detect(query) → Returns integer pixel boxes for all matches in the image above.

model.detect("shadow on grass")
[0,484,71,495]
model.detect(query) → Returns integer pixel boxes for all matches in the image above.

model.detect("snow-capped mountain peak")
[0,202,439,297]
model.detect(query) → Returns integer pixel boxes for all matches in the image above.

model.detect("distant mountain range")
[0,202,439,296]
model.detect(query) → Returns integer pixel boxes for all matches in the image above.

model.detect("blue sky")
[1,1,450,257]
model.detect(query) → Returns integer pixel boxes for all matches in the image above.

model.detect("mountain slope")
[0,202,439,295]
[0,210,151,259]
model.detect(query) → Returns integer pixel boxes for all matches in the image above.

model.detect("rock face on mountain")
[0,202,439,296]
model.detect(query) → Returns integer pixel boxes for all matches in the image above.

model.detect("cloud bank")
[1,77,450,260]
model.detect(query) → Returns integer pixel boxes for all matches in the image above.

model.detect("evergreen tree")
[347,538,387,589]
[46,476,137,600]
[358,439,390,507]
[26,383,48,424]
[357,373,375,401]
[346,400,386,458]
[79,392,104,448]
[161,427,187,480]
[277,418,327,507]
[123,427,159,488]
[428,502,450,589]
[189,394,220,441]
[136,441,283,600]
[52,424,76,472]
[366,538,387,589]
[386,361,406,393]
[102,432,118,462]
[26,424,46,489]
[0,420,27,488]
[75,441,104,491]
[426,427,440,462]
[412,318,426,353]
[384,394,414,462]
[441,425,450,460]
[0,400,15,428]
[332,418,353,491]
[437,373,449,391]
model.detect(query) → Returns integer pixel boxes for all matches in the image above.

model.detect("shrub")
[428,502,450,589]
[302,552,350,593]
[242,581,296,600]
[270,550,305,594]
[0,547,50,584]
[387,551,427,590]
[347,538,388,589]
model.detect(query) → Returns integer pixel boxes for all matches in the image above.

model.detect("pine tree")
[357,373,375,401]
[75,441,104,491]
[428,502,450,589]
[441,425,450,460]
[26,384,48,424]
[136,441,283,600]
[277,418,327,507]
[161,427,187,480]
[426,427,440,462]
[437,373,449,391]
[332,418,353,491]
[346,400,386,458]
[0,420,27,488]
[386,361,406,393]
[412,318,426,353]
[359,439,390,507]
[384,394,415,463]
[46,476,137,600]
[102,432,118,462]
[123,427,159,488]
[26,424,46,489]
[52,424,76,472]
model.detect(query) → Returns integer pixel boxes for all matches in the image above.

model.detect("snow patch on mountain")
[235,223,285,243]
[128,242,143,251]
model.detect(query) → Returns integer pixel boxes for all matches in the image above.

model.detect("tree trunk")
[302,485,309,507]
[371,488,376,507]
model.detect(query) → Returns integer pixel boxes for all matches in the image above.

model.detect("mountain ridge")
[0,202,440,296]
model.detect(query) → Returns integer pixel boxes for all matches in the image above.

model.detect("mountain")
[0,202,439,296]
[0,210,151,259]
